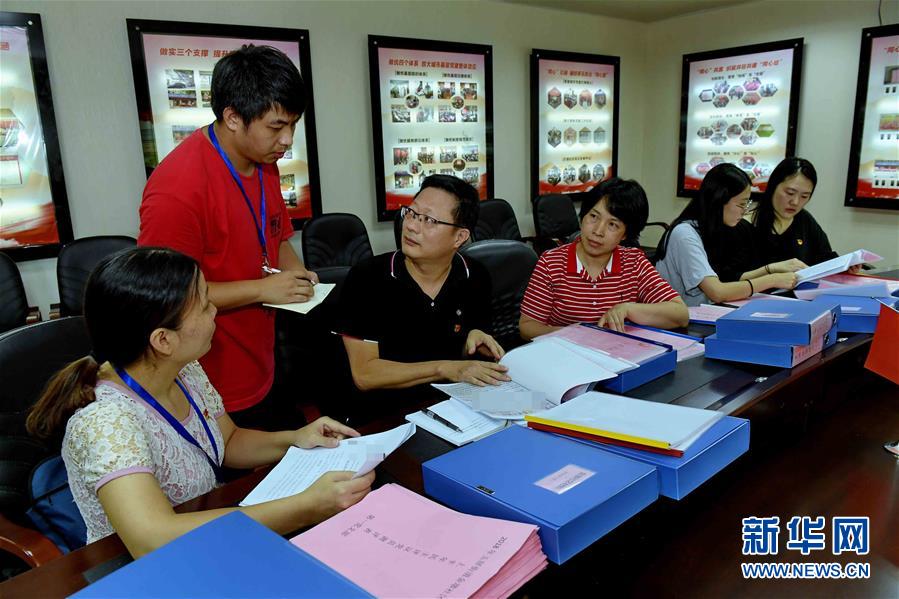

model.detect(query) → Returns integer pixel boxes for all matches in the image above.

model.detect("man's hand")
[439,360,510,386]
[464,329,505,360]
[259,270,315,304]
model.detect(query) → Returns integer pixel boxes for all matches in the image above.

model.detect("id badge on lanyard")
[207,124,272,275]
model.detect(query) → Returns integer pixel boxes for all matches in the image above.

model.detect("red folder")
[527,421,685,457]
[864,303,899,385]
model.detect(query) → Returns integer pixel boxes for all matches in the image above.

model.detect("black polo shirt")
[339,250,492,363]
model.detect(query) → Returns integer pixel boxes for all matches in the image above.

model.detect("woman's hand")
[599,302,632,332]
[770,259,808,273]
[293,417,360,449]
[304,470,375,523]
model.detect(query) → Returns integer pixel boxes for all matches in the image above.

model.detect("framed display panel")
[126,19,322,227]
[530,49,619,202]
[0,12,74,261]
[678,38,803,198]
[845,24,899,210]
[369,35,493,222]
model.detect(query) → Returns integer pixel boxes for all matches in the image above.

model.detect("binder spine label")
[534,464,595,494]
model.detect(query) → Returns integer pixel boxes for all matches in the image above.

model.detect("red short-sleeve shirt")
[138,129,293,412]
[520,242,679,327]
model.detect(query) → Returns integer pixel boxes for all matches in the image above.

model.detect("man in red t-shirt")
[138,45,318,430]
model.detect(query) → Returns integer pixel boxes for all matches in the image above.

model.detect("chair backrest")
[0,316,91,515]
[642,221,671,265]
[474,198,522,242]
[57,236,136,317]
[532,194,580,240]
[0,251,28,334]
[301,213,373,270]
[459,240,539,350]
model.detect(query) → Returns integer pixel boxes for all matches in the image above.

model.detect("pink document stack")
[292,484,547,598]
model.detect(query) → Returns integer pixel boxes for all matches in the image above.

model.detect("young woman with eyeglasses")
[655,163,804,306]
[27,247,373,557]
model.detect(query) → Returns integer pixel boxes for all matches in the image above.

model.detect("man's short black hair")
[414,174,480,233]
[579,178,649,246]
[211,44,306,126]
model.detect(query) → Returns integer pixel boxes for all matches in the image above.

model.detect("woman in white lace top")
[27,247,374,557]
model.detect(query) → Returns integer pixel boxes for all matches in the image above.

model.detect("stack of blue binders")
[704,298,841,368]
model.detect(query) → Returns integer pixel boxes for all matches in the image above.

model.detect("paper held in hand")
[795,249,883,284]
[263,283,336,315]
[240,423,415,506]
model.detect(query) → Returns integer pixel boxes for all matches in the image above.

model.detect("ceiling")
[496,0,758,23]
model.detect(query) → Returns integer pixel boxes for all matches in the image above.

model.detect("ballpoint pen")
[420,408,464,433]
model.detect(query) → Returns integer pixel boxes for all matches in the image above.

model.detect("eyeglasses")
[736,200,757,213]
[400,205,463,229]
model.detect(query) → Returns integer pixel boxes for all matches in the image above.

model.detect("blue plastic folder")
[73,512,372,598]
[563,416,749,500]
[705,320,839,367]
[715,299,840,345]
[422,425,658,564]
[817,294,883,333]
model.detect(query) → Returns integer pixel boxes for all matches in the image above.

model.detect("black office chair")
[641,221,670,265]
[0,252,28,334]
[460,240,539,351]
[532,194,580,255]
[57,236,136,317]
[473,199,523,242]
[0,316,92,569]
[301,213,373,270]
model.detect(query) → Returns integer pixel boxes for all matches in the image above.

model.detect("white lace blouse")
[62,361,226,543]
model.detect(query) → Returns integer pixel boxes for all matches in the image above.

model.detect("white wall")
[640,0,899,265]
[5,0,898,314]
[4,0,648,315]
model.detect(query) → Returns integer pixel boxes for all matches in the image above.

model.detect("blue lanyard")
[207,124,269,269]
[114,366,223,483]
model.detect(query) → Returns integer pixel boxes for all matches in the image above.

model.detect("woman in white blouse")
[27,247,373,557]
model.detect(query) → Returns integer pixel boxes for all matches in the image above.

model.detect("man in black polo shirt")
[339,175,509,421]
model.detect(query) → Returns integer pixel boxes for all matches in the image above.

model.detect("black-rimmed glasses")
[400,205,463,229]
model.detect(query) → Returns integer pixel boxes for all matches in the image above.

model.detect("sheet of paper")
[724,293,802,308]
[539,324,666,364]
[527,391,723,451]
[432,381,553,419]
[621,325,706,362]
[795,250,883,284]
[502,338,617,404]
[263,283,336,315]
[240,423,415,506]
[292,484,546,599]
[405,399,506,446]
[688,304,736,324]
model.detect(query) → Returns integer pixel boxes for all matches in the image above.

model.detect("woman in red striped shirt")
[519,179,688,341]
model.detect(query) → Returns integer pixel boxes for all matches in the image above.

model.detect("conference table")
[2,316,897,596]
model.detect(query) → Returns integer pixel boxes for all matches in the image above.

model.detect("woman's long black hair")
[655,163,751,271]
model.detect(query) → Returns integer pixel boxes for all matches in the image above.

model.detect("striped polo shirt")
[520,242,680,326]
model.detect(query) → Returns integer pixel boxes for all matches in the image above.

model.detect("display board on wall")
[530,49,618,201]
[845,23,899,211]
[126,19,322,227]
[368,35,493,222]
[0,12,73,261]
[678,38,803,198]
